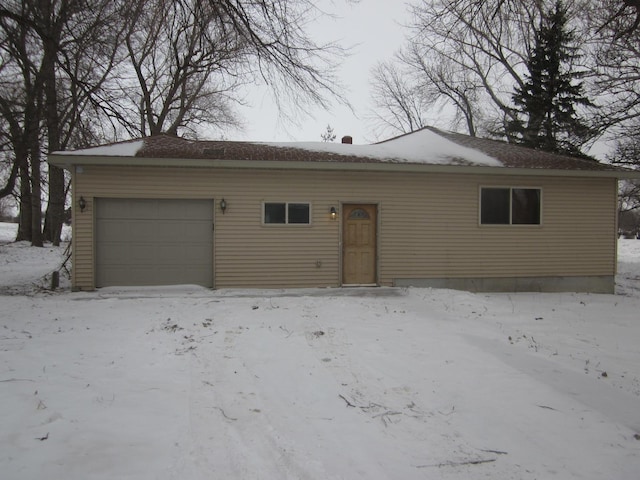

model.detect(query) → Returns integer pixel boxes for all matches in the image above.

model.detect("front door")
[342,204,377,285]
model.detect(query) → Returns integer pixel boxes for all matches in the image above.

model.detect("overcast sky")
[230,1,411,145]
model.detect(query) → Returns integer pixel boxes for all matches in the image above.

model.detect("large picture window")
[480,187,541,225]
[264,202,310,224]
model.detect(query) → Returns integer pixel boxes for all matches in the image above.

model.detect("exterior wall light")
[330,206,337,220]
[220,198,227,214]
[78,196,87,213]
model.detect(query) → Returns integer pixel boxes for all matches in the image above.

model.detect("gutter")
[48,154,640,180]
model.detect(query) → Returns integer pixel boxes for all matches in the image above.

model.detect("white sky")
[229,0,411,144]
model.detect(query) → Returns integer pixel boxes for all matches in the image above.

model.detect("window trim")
[479,186,543,226]
[262,201,312,226]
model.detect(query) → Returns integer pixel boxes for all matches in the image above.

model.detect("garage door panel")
[181,245,213,264]
[98,221,128,242]
[128,221,159,241]
[100,242,212,265]
[98,200,132,219]
[179,221,213,241]
[128,202,158,218]
[96,198,213,287]
[99,265,212,286]
[163,202,212,219]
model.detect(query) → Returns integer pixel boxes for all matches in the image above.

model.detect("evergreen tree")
[509,1,594,155]
[321,124,336,142]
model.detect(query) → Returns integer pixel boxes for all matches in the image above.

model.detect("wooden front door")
[342,204,377,285]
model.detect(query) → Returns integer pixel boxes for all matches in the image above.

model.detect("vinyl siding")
[71,165,617,290]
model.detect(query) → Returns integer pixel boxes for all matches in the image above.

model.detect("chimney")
[341,135,352,144]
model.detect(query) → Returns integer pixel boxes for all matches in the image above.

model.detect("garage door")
[96,198,213,287]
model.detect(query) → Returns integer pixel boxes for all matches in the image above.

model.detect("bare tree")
[206,0,349,117]
[369,61,427,137]
[401,42,482,136]
[117,0,246,137]
[0,1,47,245]
[598,0,640,38]
[116,0,349,138]
[390,0,539,137]
[587,1,640,144]
[369,1,550,138]
[0,0,125,245]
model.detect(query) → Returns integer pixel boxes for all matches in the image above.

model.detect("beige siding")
[71,165,617,290]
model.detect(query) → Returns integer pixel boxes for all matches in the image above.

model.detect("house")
[48,127,640,293]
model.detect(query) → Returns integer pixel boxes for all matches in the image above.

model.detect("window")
[264,202,310,224]
[348,208,370,220]
[480,187,541,225]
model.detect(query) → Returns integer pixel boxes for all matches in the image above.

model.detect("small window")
[288,203,310,224]
[264,202,310,225]
[481,188,510,224]
[512,188,541,224]
[264,203,286,224]
[480,187,541,225]
[348,208,370,220]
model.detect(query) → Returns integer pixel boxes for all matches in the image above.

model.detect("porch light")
[220,198,227,214]
[78,196,87,213]
[330,206,337,220]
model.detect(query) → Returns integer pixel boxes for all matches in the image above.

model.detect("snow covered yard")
[1,222,640,479]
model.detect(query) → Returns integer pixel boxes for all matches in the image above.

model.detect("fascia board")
[48,154,640,179]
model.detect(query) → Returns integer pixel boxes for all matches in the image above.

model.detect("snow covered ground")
[1,222,639,479]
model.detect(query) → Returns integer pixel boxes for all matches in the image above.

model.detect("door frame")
[340,202,380,286]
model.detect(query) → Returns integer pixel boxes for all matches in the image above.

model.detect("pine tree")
[509,1,594,155]
[321,124,336,142]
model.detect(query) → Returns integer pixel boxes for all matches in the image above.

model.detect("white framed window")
[480,187,541,225]
[263,202,311,225]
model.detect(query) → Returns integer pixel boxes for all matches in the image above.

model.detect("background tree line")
[0,0,346,246]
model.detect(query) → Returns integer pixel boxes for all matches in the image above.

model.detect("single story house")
[48,127,640,293]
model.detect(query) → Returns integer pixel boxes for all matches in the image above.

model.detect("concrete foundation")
[393,275,615,294]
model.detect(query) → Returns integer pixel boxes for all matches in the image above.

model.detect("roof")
[49,127,640,179]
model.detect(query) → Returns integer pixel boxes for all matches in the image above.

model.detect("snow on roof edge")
[53,139,144,157]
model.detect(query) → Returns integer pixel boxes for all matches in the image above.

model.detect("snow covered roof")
[49,127,638,177]
[62,139,144,157]
[260,128,501,167]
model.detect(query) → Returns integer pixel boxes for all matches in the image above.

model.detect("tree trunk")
[28,114,43,247]
[16,163,32,242]
[30,150,43,247]
[42,3,65,246]
[44,165,65,245]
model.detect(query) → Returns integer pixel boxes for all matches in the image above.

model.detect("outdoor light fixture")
[220,198,227,214]
[330,206,337,220]
[78,196,87,213]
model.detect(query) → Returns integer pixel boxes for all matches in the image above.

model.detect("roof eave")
[47,154,640,179]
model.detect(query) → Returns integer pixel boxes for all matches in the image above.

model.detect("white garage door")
[96,198,213,287]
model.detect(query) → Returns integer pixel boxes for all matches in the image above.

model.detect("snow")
[1,222,639,479]
[50,129,501,167]
[56,140,144,157]
[262,128,503,167]
[0,223,72,294]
